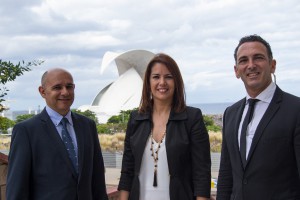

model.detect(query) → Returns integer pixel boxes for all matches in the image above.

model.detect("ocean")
[189,102,234,115]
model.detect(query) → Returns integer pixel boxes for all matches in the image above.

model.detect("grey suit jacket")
[6,108,108,200]
[118,106,211,200]
[217,86,300,200]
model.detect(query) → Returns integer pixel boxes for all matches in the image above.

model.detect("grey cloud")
[2,0,300,111]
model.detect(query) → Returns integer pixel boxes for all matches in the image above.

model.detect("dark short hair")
[139,53,186,113]
[234,34,273,62]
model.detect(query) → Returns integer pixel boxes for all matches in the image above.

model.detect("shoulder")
[184,106,203,120]
[224,98,244,114]
[130,110,150,122]
[281,90,300,104]
[186,106,201,114]
[14,112,44,129]
[229,99,244,109]
[169,106,203,123]
[72,112,94,122]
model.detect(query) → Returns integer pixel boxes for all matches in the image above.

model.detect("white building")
[78,50,155,123]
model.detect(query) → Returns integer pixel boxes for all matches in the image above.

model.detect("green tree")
[72,109,99,125]
[15,114,35,123]
[107,115,121,124]
[97,124,111,134]
[107,108,137,124]
[0,116,15,134]
[0,59,44,112]
[203,115,221,132]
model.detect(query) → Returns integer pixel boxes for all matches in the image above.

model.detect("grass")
[0,135,11,150]
[0,131,223,153]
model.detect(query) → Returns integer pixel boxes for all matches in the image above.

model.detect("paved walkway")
[105,168,219,186]
[105,168,121,186]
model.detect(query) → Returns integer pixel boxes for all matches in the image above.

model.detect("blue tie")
[61,117,78,173]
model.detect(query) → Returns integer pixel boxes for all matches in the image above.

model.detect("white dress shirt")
[238,82,276,159]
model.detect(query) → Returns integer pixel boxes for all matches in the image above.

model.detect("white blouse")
[139,136,170,200]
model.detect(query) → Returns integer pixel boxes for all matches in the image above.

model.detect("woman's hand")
[118,190,129,200]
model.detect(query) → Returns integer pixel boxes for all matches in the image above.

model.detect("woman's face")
[150,62,175,104]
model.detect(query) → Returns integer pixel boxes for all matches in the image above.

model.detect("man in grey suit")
[6,68,108,200]
[217,35,300,199]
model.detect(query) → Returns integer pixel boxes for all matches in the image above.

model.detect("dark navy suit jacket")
[217,86,300,200]
[7,108,108,200]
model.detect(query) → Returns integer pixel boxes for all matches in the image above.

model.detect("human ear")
[38,86,46,98]
[234,65,240,79]
[271,59,276,74]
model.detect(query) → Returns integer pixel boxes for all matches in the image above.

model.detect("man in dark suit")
[217,35,300,199]
[6,68,108,200]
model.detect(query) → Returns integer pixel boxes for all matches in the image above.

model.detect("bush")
[209,131,222,152]
[0,116,15,134]
[203,115,221,132]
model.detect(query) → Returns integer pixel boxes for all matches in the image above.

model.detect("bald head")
[41,68,73,87]
[39,68,75,116]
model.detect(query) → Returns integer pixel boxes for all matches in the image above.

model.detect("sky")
[2,0,300,111]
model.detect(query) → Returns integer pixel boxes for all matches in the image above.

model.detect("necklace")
[150,130,166,187]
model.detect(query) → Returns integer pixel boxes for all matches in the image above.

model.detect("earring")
[272,73,276,84]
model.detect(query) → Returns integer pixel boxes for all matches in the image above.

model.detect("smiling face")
[39,69,75,116]
[234,41,276,97]
[150,62,175,104]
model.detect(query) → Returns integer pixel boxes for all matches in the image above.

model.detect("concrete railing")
[0,151,8,200]
[102,151,221,174]
[0,151,220,200]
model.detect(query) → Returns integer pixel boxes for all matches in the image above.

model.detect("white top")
[139,136,170,200]
[238,82,276,159]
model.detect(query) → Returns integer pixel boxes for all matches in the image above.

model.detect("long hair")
[139,53,186,114]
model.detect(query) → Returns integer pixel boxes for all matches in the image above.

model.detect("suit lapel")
[133,112,152,174]
[234,99,247,170]
[245,87,282,168]
[40,109,78,177]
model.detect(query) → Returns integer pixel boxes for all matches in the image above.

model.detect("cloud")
[1,0,300,111]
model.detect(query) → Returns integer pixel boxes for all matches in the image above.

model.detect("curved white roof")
[100,49,155,78]
[79,49,155,123]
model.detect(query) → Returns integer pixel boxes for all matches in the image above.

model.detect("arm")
[294,111,300,181]
[91,120,109,200]
[119,190,130,200]
[117,112,136,197]
[216,109,233,200]
[6,124,32,200]
[190,108,211,198]
[197,197,211,200]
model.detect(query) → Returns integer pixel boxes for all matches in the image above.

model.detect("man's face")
[234,41,276,97]
[39,70,75,116]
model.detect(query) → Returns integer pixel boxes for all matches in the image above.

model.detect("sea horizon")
[189,102,234,115]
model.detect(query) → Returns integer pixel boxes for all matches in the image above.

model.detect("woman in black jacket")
[118,53,211,200]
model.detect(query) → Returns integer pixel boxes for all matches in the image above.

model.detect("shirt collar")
[246,81,276,104]
[45,106,73,126]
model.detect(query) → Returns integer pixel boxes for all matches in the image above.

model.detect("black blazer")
[217,86,300,200]
[118,106,211,200]
[6,108,108,200]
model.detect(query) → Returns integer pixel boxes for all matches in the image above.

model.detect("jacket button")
[243,179,248,184]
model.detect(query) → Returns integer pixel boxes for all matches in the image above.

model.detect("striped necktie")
[61,117,78,173]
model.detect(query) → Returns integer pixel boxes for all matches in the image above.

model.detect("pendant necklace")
[150,130,166,187]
